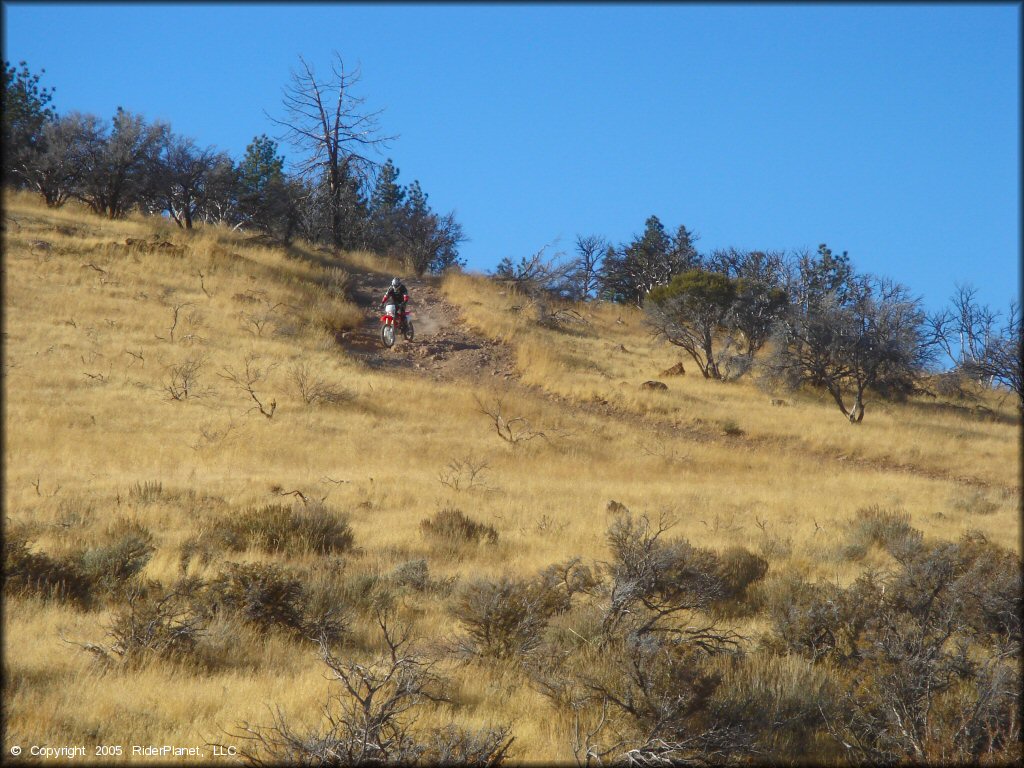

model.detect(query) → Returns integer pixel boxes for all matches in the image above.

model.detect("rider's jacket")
[381,284,409,308]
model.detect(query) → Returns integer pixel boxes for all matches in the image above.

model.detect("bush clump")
[451,576,551,658]
[5,519,155,608]
[843,505,923,560]
[234,502,355,555]
[420,507,498,546]
[392,558,430,591]
[203,562,344,642]
[97,582,208,668]
[4,528,92,607]
[180,502,354,567]
[78,518,156,600]
[762,535,1022,763]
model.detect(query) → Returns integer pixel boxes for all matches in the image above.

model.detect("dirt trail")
[338,267,517,382]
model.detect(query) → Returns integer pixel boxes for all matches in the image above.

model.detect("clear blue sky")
[3,2,1019,315]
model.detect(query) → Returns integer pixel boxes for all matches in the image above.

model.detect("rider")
[380,277,410,322]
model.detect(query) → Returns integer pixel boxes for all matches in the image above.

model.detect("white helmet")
[391,277,400,289]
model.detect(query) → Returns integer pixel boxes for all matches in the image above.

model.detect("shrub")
[843,505,923,560]
[229,611,513,765]
[206,562,308,635]
[952,535,1022,642]
[451,576,550,658]
[764,536,1022,762]
[182,502,354,564]
[765,570,882,663]
[820,563,1021,763]
[603,512,739,643]
[571,632,754,764]
[4,528,92,607]
[239,502,355,555]
[289,361,351,406]
[421,724,515,765]
[391,558,430,591]
[420,507,498,546]
[890,533,1022,643]
[300,578,349,646]
[98,582,208,668]
[77,518,155,600]
[533,558,599,616]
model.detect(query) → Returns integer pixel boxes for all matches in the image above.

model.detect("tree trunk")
[849,389,865,423]
[826,383,850,418]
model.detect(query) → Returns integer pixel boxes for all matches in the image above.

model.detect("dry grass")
[3,192,1019,761]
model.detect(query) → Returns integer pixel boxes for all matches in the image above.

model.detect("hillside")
[3,192,1020,763]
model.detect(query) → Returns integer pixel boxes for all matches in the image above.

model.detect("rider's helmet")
[391,277,400,290]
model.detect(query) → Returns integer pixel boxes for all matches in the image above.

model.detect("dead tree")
[269,53,394,249]
[219,353,278,418]
[474,395,547,445]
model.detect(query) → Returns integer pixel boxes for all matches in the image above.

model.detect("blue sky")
[3,2,1019,315]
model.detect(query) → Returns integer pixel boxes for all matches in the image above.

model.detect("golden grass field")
[3,191,1019,762]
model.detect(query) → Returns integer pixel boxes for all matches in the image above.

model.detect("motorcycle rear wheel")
[403,319,415,342]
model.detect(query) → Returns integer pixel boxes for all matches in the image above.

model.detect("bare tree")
[161,134,222,229]
[567,235,608,301]
[21,113,95,207]
[928,286,1021,410]
[493,243,572,297]
[962,300,1022,412]
[475,395,548,445]
[270,53,394,249]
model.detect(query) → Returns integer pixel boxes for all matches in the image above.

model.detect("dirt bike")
[380,302,414,348]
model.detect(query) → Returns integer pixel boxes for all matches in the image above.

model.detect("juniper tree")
[647,270,739,379]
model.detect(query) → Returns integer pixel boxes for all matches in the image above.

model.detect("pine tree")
[600,215,696,305]
[369,158,405,214]
[2,60,57,185]
[237,135,289,235]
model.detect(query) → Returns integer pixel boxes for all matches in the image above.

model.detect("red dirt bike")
[380,302,415,348]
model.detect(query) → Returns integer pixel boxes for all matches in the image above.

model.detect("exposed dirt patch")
[337,268,517,382]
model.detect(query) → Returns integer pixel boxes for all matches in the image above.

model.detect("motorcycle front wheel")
[381,323,395,348]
